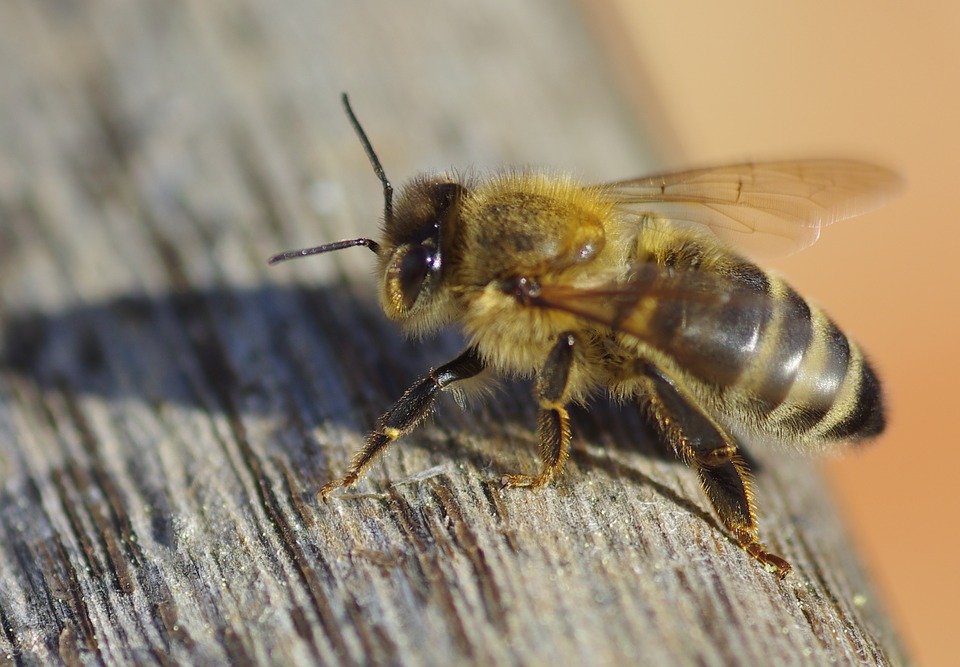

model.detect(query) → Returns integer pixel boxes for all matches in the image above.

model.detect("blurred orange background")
[593,2,959,664]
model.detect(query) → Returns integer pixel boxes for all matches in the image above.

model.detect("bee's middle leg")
[503,333,576,490]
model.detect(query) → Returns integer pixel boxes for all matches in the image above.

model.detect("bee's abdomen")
[693,269,884,444]
[637,263,884,446]
[744,278,885,444]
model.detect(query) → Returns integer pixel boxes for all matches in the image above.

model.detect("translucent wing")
[532,265,765,341]
[527,264,800,391]
[595,160,900,257]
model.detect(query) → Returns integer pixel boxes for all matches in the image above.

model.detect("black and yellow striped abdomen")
[616,226,884,449]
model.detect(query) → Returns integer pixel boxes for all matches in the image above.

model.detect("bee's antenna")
[268,237,381,265]
[342,93,393,224]
[267,94,391,267]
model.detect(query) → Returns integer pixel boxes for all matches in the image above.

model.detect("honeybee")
[270,94,898,578]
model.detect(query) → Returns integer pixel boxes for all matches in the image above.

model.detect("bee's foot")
[500,472,551,490]
[754,549,792,579]
[736,529,792,579]
[318,474,357,503]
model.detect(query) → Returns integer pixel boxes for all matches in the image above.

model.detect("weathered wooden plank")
[0,1,906,665]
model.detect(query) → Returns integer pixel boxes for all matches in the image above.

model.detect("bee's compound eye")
[397,245,432,309]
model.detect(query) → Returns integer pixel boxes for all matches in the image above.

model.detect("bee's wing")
[534,265,759,335]
[530,264,793,387]
[596,160,900,257]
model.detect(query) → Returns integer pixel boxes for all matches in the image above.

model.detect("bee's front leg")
[503,333,576,490]
[319,346,485,501]
[634,359,792,578]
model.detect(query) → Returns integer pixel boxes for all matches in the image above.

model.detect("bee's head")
[374,175,466,333]
[268,94,465,335]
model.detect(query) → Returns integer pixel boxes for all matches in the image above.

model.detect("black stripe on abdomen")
[820,353,885,441]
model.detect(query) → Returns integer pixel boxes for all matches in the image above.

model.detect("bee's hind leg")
[634,359,792,578]
[502,333,577,490]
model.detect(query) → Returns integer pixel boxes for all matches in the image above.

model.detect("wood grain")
[0,1,907,665]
